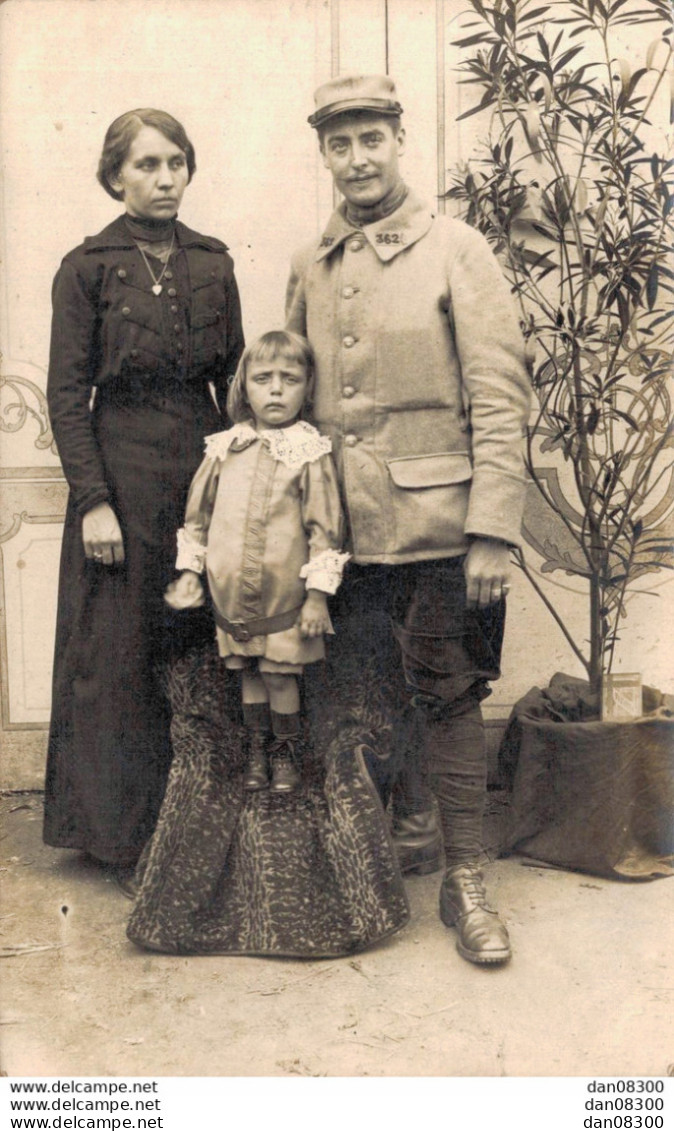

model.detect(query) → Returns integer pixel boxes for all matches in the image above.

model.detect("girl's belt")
[213,605,302,643]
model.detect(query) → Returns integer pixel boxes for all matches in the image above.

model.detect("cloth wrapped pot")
[500,673,674,880]
[127,640,410,956]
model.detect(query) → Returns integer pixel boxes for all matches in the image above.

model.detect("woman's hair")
[97,109,196,200]
[227,330,316,424]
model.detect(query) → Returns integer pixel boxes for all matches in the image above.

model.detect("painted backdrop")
[1,0,671,787]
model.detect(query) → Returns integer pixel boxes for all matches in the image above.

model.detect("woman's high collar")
[124,213,177,243]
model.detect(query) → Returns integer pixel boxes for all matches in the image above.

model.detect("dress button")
[176,342,184,351]
[171,305,178,313]
[343,335,356,348]
[174,324,181,332]
[130,348,139,358]
[117,268,127,279]
[122,306,131,316]
[167,287,177,297]
[344,433,358,447]
[350,240,364,252]
[343,286,355,299]
[164,270,173,280]
[342,385,355,398]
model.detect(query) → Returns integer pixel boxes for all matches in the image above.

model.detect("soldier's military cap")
[308,74,403,129]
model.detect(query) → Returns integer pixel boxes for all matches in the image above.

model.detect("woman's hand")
[82,502,125,566]
[463,537,512,608]
[298,590,331,638]
[165,571,205,610]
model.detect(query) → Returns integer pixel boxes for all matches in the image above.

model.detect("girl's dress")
[44,214,244,867]
[126,421,410,957]
[174,420,349,664]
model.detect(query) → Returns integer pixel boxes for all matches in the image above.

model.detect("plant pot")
[499,673,674,881]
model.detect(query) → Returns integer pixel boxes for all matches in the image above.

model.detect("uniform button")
[130,348,139,358]
[164,270,173,280]
[122,306,131,316]
[350,240,364,252]
[342,385,355,398]
[344,433,358,447]
[174,324,182,332]
[117,268,127,279]
[342,286,355,298]
[167,287,177,297]
[171,305,178,313]
[343,335,356,348]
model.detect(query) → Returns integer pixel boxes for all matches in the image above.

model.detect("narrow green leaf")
[519,6,552,23]
[456,96,496,122]
[646,263,659,310]
[553,45,585,72]
[646,36,665,70]
[451,32,492,47]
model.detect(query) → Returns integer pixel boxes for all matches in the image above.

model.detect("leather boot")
[391,811,444,875]
[243,731,269,792]
[269,737,301,794]
[439,862,511,965]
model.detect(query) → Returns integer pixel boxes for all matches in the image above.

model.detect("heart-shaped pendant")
[152,284,162,296]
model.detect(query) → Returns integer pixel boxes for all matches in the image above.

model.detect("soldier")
[286,75,531,965]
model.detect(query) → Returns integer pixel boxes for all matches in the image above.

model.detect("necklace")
[136,232,175,295]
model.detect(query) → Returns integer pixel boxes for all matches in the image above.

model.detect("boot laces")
[452,866,488,909]
[269,737,297,760]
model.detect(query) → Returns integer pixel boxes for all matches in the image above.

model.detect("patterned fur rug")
[127,643,410,956]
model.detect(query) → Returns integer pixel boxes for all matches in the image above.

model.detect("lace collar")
[204,420,332,470]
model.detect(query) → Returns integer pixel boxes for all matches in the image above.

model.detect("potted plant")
[445,0,674,878]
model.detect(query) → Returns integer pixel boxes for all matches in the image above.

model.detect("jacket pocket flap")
[192,309,220,329]
[386,452,472,489]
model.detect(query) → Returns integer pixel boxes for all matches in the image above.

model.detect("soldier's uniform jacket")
[286,189,531,564]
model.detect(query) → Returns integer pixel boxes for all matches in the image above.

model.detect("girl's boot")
[269,712,302,794]
[242,703,271,792]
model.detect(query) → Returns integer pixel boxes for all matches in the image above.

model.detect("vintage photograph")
[1,0,672,1086]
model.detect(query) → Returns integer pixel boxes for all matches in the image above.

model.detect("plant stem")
[513,547,590,676]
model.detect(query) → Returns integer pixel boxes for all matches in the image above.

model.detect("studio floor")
[1,793,672,1078]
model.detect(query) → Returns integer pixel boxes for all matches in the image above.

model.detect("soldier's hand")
[463,537,511,608]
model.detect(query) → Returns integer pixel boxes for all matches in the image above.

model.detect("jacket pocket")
[192,306,225,368]
[386,452,472,488]
[107,297,165,372]
[192,309,220,330]
[368,451,472,559]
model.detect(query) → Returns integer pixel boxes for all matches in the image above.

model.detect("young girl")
[165,330,349,794]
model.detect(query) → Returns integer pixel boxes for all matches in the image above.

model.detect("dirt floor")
[1,793,673,1078]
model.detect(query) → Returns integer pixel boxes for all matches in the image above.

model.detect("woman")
[44,109,244,889]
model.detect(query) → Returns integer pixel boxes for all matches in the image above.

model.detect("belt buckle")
[229,621,251,643]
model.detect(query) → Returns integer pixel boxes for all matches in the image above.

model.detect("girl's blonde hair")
[227,330,316,424]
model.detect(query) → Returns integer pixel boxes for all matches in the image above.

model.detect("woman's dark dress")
[44,215,244,866]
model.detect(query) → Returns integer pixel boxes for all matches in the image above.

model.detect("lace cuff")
[175,528,207,573]
[300,549,351,594]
